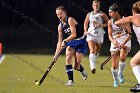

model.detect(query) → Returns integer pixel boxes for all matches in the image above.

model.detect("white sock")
[89,53,96,70]
[111,68,118,81]
[132,65,140,84]
[118,61,126,77]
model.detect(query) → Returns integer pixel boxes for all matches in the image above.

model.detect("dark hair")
[109,3,124,17]
[132,1,140,14]
[56,6,66,12]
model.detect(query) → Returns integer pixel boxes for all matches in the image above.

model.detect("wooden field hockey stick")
[35,48,64,85]
[100,30,129,70]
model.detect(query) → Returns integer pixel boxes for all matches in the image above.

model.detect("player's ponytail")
[132,1,140,14]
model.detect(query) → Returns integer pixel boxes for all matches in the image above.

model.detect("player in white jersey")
[115,1,140,92]
[108,3,132,87]
[84,0,109,74]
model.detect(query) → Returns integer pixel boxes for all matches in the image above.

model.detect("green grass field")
[0,54,137,93]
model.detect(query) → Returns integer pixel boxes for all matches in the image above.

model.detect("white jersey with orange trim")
[110,19,131,52]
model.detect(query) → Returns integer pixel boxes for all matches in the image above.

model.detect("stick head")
[100,65,103,70]
[35,80,40,86]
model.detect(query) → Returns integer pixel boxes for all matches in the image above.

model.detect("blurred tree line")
[0,0,139,55]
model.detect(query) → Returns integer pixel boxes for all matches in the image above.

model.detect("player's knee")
[66,52,70,56]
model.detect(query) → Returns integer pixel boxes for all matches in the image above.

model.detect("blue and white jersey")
[60,16,84,39]
[60,16,87,54]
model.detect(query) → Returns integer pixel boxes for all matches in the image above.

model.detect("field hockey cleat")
[91,68,96,74]
[114,80,119,87]
[119,75,125,83]
[130,84,140,92]
[65,80,74,86]
[81,70,88,80]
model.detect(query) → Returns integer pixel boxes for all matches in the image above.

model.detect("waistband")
[74,35,85,40]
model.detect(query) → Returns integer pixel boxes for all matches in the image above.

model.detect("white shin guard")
[111,68,118,81]
[132,65,140,84]
[118,62,126,77]
[89,53,96,70]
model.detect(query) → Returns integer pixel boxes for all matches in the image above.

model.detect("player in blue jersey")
[54,6,88,86]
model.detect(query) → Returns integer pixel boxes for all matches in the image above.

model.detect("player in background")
[84,0,109,74]
[0,43,5,63]
[108,3,131,87]
[54,6,88,86]
[115,1,140,92]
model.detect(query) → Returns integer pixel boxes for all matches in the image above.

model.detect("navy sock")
[66,65,73,81]
[78,65,84,72]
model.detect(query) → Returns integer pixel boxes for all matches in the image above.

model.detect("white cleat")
[81,70,88,80]
[65,80,74,86]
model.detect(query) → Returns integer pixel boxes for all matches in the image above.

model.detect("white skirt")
[110,35,131,52]
[86,27,105,44]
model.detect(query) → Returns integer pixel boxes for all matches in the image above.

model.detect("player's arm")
[114,16,133,47]
[54,24,63,60]
[101,12,109,28]
[120,23,132,47]
[63,17,77,42]
[84,13,90,34]
[108,20,119,47]
[115,16,134,26]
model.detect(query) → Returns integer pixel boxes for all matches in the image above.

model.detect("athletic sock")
[78,65,84,72]
[118,61,126,77]
[111,68,118,81]
[89,53,96,70]
[66,65,73,82]
[132,65,140,84]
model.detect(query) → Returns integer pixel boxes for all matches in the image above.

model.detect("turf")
[0,54,137,93]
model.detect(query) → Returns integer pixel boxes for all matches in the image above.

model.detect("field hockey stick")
[100,30,129,70]
[86,26,98,35]
[35,48,64,85]
[100,48,120,70]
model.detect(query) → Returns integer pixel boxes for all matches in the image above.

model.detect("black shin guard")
[66,65,73,81]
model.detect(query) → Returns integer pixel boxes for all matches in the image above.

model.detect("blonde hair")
[56,6,66,12]
[92,0,100,5]
[132,1,140,13]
